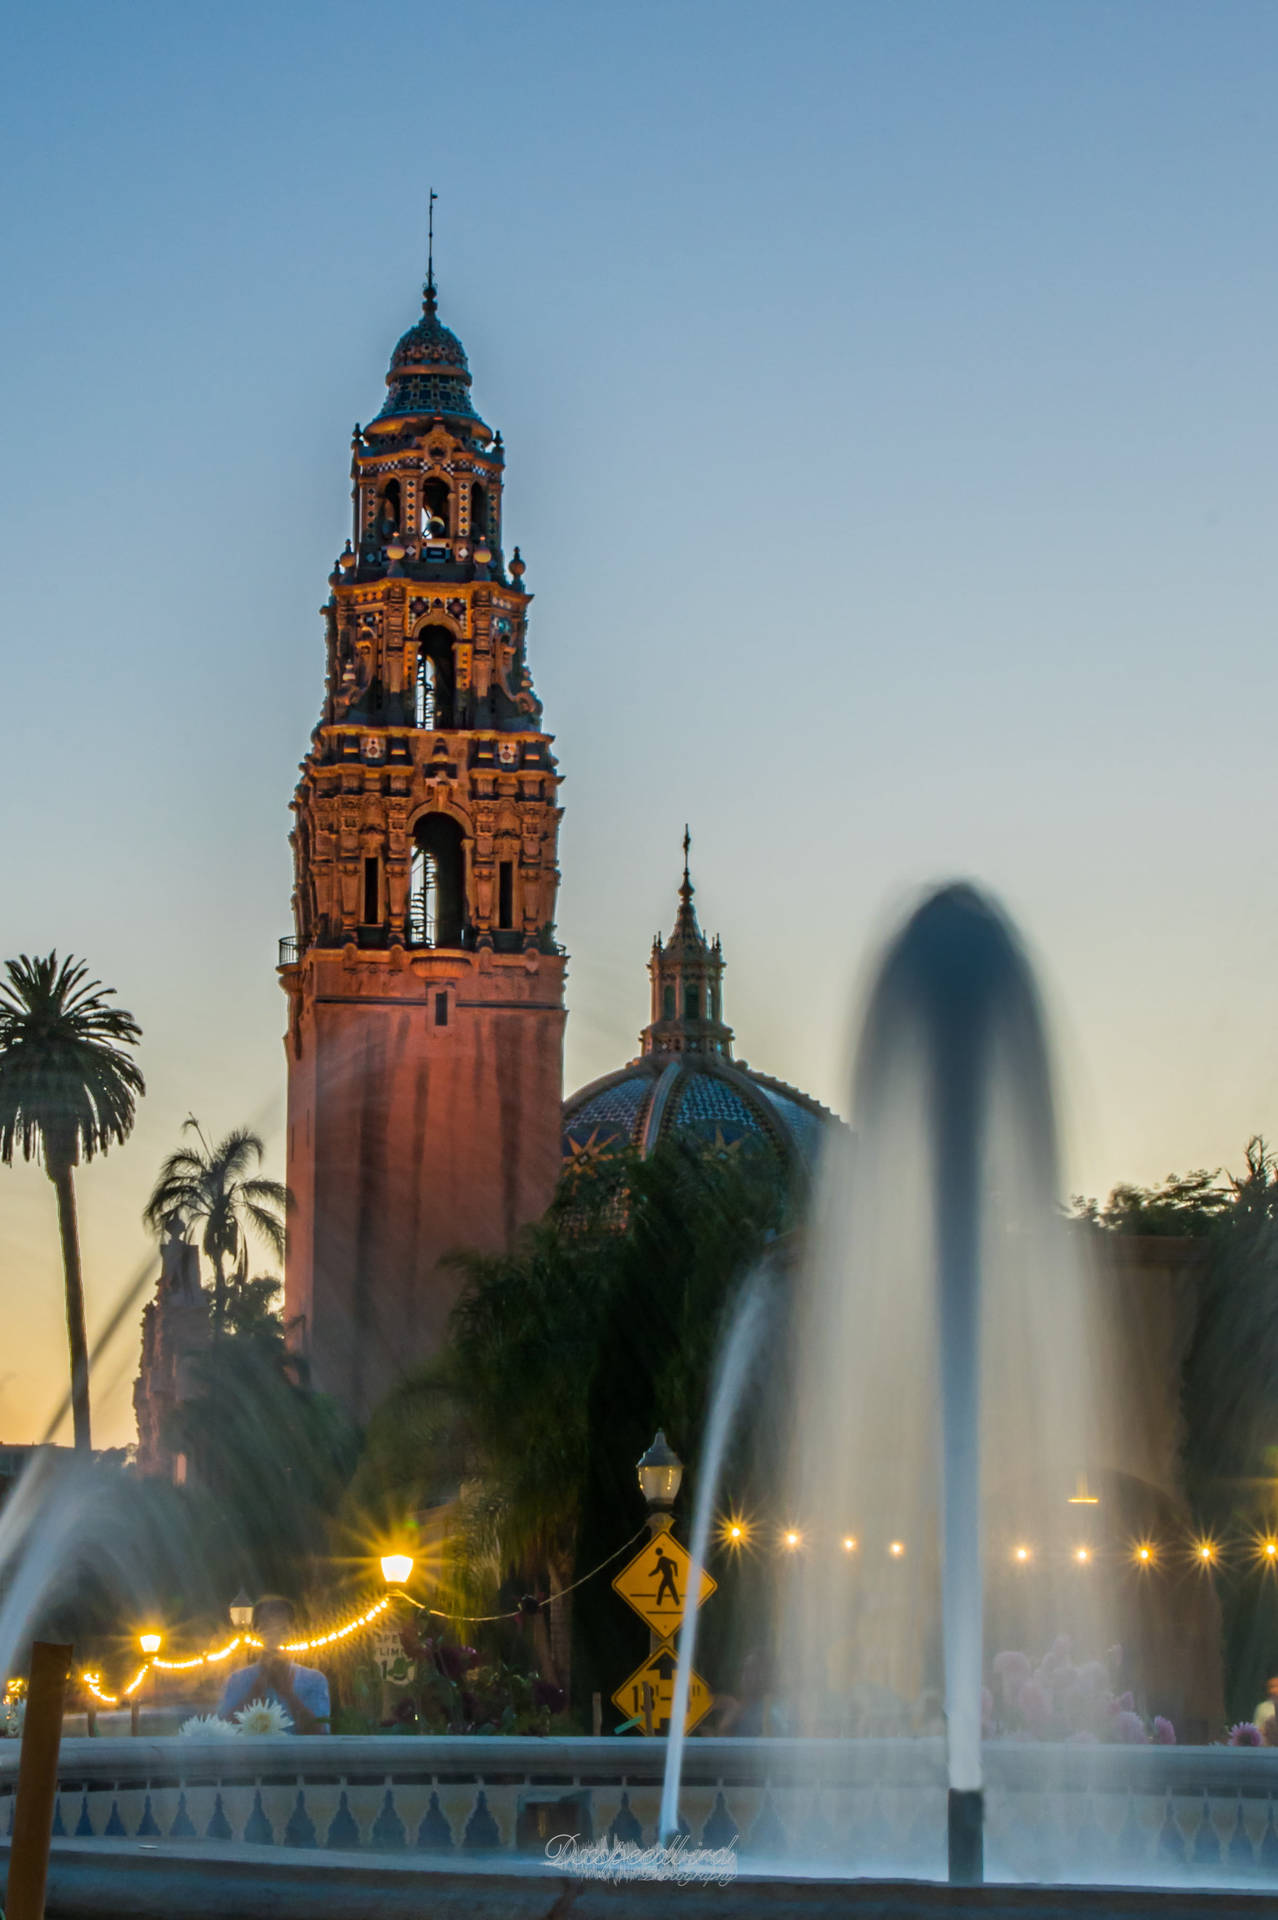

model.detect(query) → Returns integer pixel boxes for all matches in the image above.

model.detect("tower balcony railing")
[277,934,300,967]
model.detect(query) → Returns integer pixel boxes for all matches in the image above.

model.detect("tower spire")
[424,187,438,314]
[640,834,733,1060]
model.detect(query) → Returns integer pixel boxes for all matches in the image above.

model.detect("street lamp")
[138,1631,162,1656]
[380,1553,415,1587]
[636,1430,683,1533]
[228,1590,254,1631]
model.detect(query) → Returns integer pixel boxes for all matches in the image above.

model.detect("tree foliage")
[0,952,145,1449]
[143,1120,289,1329]
[1081,1138,1278,1718]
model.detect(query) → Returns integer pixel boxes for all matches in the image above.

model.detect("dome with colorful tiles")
[562,836,838,1176]
[376,279,480,425]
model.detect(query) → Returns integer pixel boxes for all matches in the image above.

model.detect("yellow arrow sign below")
[611,1647,713,1737]
[611,1532,716,1637]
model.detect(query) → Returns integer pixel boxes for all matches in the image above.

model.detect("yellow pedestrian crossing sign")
[611,1532,716,1637]
[611,1647,713,1736]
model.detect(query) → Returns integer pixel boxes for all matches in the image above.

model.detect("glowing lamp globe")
[636,1431,683,1512]
[228,1590,254,1630]
[138,1632,162,1655]
[381,1553,414,1587]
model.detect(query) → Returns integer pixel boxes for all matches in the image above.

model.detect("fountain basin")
[3,1735,1277,1889]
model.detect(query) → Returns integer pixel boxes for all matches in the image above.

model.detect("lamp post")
[136,1632,162,1735]
[636,1431,683,1537]
[380,1553,415,1590]
[228,1591,254,1632]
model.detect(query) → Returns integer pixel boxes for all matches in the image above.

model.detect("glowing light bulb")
[1198,1543,1213,1563]
[1074,1547,1090,1564]
[889,1540,905,1558]
[138,1632,162,1655]
[843,1536,857,1552]
[1013,1545,1031,1564]
[784,1529,801,1550]
[729,1524,742,1542]
[1266,1541,1278,1560]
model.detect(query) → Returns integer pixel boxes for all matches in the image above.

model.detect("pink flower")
[1108,1690,1135,1714]
[1228,1722,1264,1747]
[1112,1710,1148,1745]
[1077,1661,1108,1692]
[1153,1716,1176,1745]
[1018,1680,1049,1724]
[993,1651,1031,1689]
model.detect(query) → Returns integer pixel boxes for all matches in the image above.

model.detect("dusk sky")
[3,1,1276,1448]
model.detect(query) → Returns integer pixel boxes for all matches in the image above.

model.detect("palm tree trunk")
[530,1596,560,1691]
[212,1251,226,1332]
[49,1160,92,1451]
[547,1550,573,1702]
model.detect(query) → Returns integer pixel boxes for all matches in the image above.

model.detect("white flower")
[179,1712,238,1738]
[233,1697,293,1736]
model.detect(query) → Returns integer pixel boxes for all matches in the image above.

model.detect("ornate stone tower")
[280,262,566,1418]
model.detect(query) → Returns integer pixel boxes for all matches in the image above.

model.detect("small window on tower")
[684,983,700,1021]
[470,481,487,541]
[434,991,449,1028]
[498,860,514,930]
[662,985,676,1021]
[363,856,379,924]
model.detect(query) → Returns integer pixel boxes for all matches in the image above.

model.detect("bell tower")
[280,257,566,1418]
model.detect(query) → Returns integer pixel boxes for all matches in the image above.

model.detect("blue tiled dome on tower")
[563,835,838,1175]
[375,274,481,426]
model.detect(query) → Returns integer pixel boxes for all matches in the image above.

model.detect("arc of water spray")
[658,1268,772,1846]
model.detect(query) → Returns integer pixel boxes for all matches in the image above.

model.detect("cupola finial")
[423,187,438,315]
[681,824,692,901]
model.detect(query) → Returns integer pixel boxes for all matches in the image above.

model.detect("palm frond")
[0,950,144,1168]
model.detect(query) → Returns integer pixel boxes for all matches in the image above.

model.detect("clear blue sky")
[3,1,1276,1445]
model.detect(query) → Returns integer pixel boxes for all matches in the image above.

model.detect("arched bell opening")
[408,814,466,949]
[376,479,401,539]
[421,476,452,541]
[414,626,456,729]
[469,481,488,543]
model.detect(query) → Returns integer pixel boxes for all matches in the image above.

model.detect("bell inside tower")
[421,476,451,540]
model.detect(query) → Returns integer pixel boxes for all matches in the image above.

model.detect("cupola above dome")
[372,272,484,430]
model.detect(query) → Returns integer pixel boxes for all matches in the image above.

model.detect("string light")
[782,1529,802,1551]
[152,1637,247,1672]
[282,1598,390,1652]
[717,1511,753,1551]
[889,1540,905,1558]
[1012,1545,1032,1565]
[1074,1546,1091,1564]
[842,1536,858,1553]
[79,1597,393,1702]
[1132,1541,1157,1568]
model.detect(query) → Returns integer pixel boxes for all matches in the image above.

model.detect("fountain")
[2,883,1275,1916]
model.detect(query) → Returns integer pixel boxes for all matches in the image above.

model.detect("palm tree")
[0,952,145,1452]
[143,1120,289,1328]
